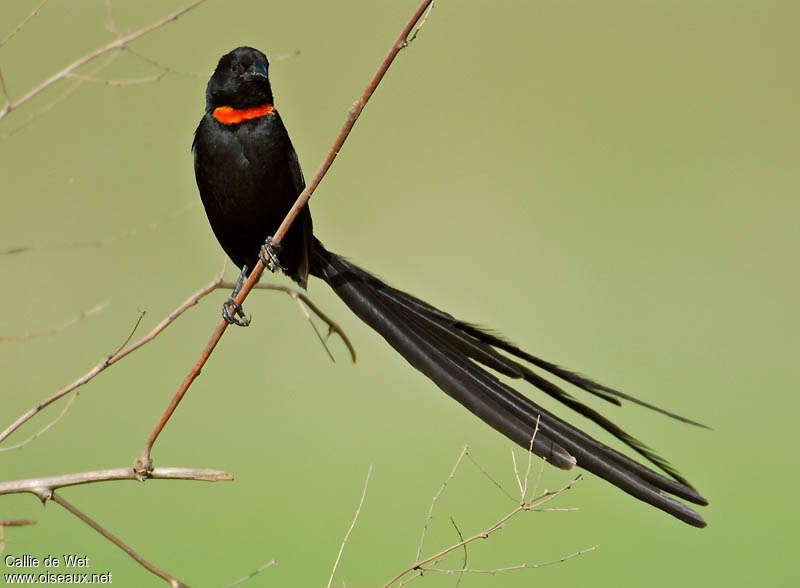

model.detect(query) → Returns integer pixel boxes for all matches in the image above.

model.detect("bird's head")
[205,46,273,110]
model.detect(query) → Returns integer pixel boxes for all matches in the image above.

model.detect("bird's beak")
[245,61,268,81]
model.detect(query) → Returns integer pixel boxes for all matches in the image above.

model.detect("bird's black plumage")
[193,47,709,527]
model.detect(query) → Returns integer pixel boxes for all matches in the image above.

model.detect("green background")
[1,1,797,586]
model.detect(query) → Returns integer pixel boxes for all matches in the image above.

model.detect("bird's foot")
[259,236,287,273]
[222,265,251,327]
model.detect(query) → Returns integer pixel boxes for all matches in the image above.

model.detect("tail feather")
[310,239,707,527]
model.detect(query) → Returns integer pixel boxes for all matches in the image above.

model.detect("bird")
[192,46,709,527]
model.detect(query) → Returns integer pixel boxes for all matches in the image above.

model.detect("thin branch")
[0,390,80,452]
[464,450,517,503]
[0,0,49,48]
[134,0,434,475]
[416,445,468,561]
[511,448,523,497]
[0,301,109,343]
[123,46,207,79]
[449,517,467,588]
[111,309,147,356]
[0,277,353,448]
[51,493,190,588]
[380,471,584,588]
[0,0,209,122]
[404,0,434,46]
[104,0,121,37]
[65,71,168,86]
[326,464,373,588]
[521,417,540,501]
[2,51,120,137]
[221,559,276,588]
[0,466,233,500]
[0,200,199,255]
[226,282,356,364]
[419,545,598,575]
[0,276,218,446]
[0,66,10,110]
[0,519,36,527]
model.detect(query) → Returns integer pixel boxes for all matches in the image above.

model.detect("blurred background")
[1,0,797,586]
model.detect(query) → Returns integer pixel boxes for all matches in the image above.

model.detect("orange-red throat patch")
[212,104,275,125]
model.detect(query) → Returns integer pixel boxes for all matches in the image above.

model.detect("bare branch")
[65,71,168,86]
[123,46,207,79]
[2,51,121,137]
[380,453,585,588]
[449,516,467,588]
[419,545,598,575]
[416,445,468,561]
[326,464,373,588]
[229,282,357,363]
[0,301,109,343]
[0,275,351,448]
[103,0,121,38]
[521,417,540,501]
[134,0,434,473]
[221,559,276,588]
[0,466,233,500]
[464,450,517,503]
[51,493,190,588]
[0,0,209,123]
[0,390,80,452]
[0,0,49,49]
[1,200,199,255]
[0,519,36,527]
[0,276,220,447]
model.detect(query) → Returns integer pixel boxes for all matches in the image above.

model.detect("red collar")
[212,104,275,125]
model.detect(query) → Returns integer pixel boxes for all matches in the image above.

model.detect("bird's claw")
[259,236,287,273]
[221,264,251,326]
[222,298,250,326]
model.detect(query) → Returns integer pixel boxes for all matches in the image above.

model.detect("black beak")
[245,61,268,81]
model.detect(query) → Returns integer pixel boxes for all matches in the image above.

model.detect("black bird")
[193,46,709,527]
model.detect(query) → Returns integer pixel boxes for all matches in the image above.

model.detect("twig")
[0,390,79,452]
[221,559,276,588]
[133,0,434,475]
[0,466,233,500]
[0,277,352,447]
[380,475,584,588]
[404,0,434,46]
[416,445,468,561]
[2,51,121,137]
[464,450,517,503]
[449,517,467,588]
[228,282,356,364]
[325,464,373,588]
[104,0,120,37]
[521,417,540,501]
[0,66,10,109]
[65,71,167,86]
[511,448,523,497]
[122,46,207,79]
[51,492,190,588]
[111,309,147,356]
[0,0,49,48]
[0,0,209,122]
[0,200,199,255]
[0,301,109,342]
[0,519,36,527]
[419,545,598,575]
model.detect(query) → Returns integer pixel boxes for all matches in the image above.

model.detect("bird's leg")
[222,265,251,327]
[259,236,288,273]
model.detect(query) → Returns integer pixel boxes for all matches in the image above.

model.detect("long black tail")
[309,239,708,527]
